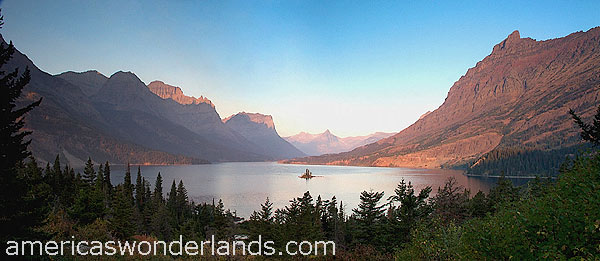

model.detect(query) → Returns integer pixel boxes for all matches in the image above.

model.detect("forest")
[465,145,587,177]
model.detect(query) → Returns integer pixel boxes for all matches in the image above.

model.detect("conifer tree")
[431,177,469,224]
[352,190,386,247]
[135,166,143,210]
[95,163,104,191]
[102,161,112,207]
[82,157,96,185]
[0,10,42,243]
[111,185,134,239]
[569,105,600,146]
[52,155,62,191]
[123,163,133,205]
[176,180,188,221]
[153,172,163,204]
[103,161,112,193]
[167,180,178,227]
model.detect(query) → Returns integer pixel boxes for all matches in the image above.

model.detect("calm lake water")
[109,162,529,218]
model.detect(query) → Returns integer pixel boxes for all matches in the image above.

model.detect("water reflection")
[109,162,531,218]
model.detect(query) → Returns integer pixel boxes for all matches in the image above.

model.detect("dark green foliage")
[153,172,163,203]
[431,177,469,224]
[0,9,43,246]
[123,163,133,205]
[351,190,386,248]
[82,157,96,185]
[69,187,105,225]
[385,179,431,251]
[487,175,521,212]
[459,154,600,259]
[570,105,600,146]
[467,190,489,218]
[467,146,583,177]
[135,166,143,211]
[111,184,135,239]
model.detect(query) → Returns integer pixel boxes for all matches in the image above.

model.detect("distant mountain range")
[284,130,395,156]
[284,27,600,169]
[3,34,303,166]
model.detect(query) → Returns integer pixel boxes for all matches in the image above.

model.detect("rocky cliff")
[147,80,214,107]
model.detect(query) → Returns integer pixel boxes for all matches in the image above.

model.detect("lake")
[109,162,529,218]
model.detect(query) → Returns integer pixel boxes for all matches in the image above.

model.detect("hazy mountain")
[285,27,600,168]
[3,34,289,165]
[2,36,204,166]
[284,130,395,156]
[89,71,272,162]
[223,112,306,159]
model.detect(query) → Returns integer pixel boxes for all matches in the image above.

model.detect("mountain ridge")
[284,130,395,156]
[284,27,600,168]
[3,34,291,166]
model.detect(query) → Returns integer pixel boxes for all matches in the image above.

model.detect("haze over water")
[109,162,523,218]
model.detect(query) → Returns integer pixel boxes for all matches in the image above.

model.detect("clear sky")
[1,1,599,137]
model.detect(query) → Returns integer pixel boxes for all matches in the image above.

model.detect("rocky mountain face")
[3,34,290,166]
[223,112,305,159]
[285,27,600,168]
[148,80,214,107]
[284,130,395,156]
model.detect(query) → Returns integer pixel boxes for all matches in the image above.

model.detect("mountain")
[3,34,287,166]
[285,27,600,169]
[223,112,305,159]
[284,130,395,156]
[88,71,271,162]
[55,70,108,96]
[2,36,204,166]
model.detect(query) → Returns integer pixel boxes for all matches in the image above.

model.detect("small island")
[299,168,316,179]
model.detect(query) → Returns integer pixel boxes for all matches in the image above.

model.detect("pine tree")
[103,161,112,193]
[0,10,42,244]
[111,185,134,239]
[95,163,104,191]
[176,180,188,222]
[50,155,63,194]
[150,172,171,239]
[153,172,164,204]
[352,190,386,247]
[82,157,96,185]
[123,163,133,205]
[102,161,112,208]
[135,166,143,211]
[431,177,468,224]
[167,180,178,227]
[569,105,600,146]
[259,197,273,222]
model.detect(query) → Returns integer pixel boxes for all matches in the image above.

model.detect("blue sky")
[2,0,600,137]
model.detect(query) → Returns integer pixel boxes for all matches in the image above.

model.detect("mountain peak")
[147,80,214,107]
[109,71,140,82]
[508,30,520,40]
[223,112,275,129]
[492,29,530,53]
[55,70,109,96]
